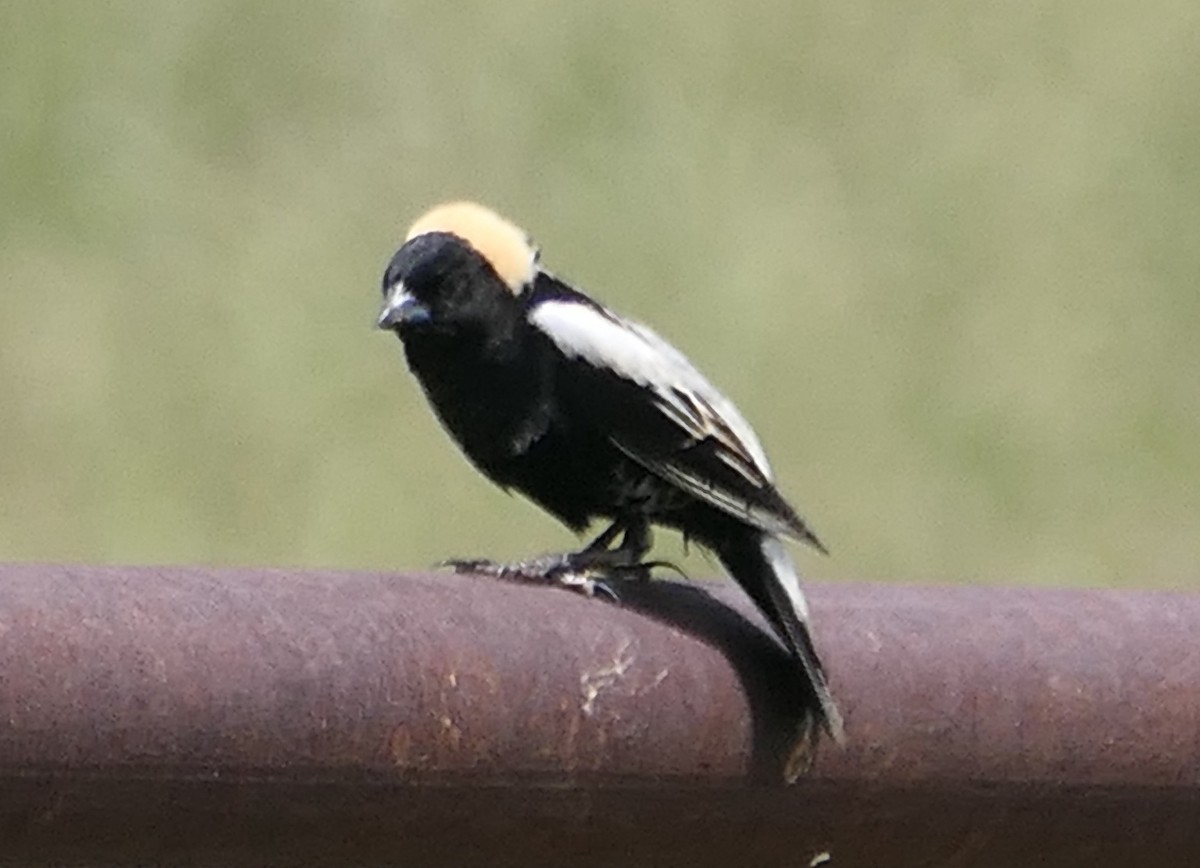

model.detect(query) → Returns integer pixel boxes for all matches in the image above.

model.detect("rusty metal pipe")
[0,563,1196,867]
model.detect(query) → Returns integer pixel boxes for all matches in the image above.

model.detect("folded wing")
[527,280,823,550]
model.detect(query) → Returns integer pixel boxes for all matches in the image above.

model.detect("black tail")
[714,528,844,777]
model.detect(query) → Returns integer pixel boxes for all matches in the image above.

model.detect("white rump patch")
[760,534,811,621]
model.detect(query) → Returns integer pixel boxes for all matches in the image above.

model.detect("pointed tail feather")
[715,530,844,766]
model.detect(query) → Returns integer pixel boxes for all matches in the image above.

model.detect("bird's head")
[378,202,539,334]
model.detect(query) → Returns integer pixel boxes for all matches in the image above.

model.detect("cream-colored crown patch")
[406,201,538,293]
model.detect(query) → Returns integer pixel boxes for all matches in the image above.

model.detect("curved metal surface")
[0,562,1196,866]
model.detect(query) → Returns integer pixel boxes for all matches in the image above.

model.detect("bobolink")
[377,202,843,766]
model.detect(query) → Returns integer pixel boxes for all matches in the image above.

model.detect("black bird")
[377,202,844,768]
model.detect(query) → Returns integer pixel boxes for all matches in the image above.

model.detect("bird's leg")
[619,520,652,562]
[442,519,659,600]
[556,518,651,573]
[593,520,687,581]
[442,550,623,601]
[443,519,625,581]
[581,520,626,554]
[558,517,686,583]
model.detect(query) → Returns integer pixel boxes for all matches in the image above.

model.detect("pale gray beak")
[377,284,432,329]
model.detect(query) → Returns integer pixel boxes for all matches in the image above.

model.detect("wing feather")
[528,288,816,544]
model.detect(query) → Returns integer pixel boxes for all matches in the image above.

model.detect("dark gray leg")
[442,517,658,600]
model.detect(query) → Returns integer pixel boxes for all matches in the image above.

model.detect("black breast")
[402,330,550,469]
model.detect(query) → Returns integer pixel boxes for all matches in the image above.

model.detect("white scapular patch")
[406,201,537,294]
[529,299,774,480]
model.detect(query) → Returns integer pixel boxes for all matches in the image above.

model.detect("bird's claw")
[439,553,657,602]
[440,557,507,575]
[551,568,621,602]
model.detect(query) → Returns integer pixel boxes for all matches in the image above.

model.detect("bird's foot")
[441,549,669,602]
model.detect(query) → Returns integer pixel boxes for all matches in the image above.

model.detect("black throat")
[397,308,555,473]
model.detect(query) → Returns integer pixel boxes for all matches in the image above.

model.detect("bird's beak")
[377,283,432,329]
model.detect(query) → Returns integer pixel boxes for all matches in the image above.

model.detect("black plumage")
[378,202,843,768]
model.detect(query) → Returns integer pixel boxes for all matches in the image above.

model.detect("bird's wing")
[527,286,820,547]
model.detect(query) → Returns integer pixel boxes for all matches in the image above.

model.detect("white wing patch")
[529,299,774,482]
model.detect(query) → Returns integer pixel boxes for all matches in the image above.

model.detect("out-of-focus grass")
[1,1,1197,588]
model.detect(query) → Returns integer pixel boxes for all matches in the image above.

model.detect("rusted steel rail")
[0,562,1196,867]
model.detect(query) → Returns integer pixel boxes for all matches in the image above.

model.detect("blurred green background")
[2,1,1197,588]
